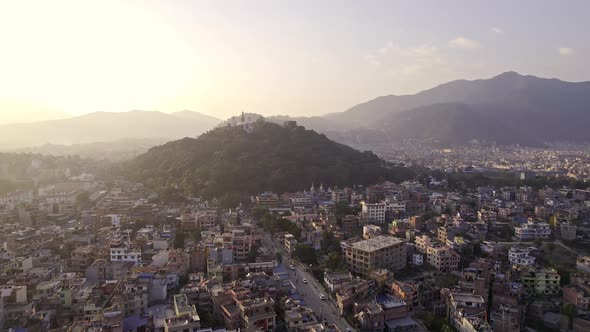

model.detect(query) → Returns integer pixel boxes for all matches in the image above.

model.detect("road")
[261,234,356,332]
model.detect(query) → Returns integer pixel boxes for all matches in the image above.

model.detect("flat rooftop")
[350,235,405,252]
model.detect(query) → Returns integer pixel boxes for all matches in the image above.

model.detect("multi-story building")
[285,305,318,331]
[362,225,382,239]
[290,193,312,207]
[514,221,551,240]
[521,268,560,296]
[238,297,276,332]
[438,226,455,244]
[71,245,98,272]
[256,192,279,208]
[563,286,590,310]
[361,202,387,223]
[415,235,433,254]
[196,210,217,231]
[561,222,577,241]
[284,234,297,254]
[123,277,150,316]
[448,293,491,332]
[324,271,352,293]
[390,281,419,309]
[492,305,520,332]
[426,245,460,272]
[109,238,141,265]
[343,235,406,277]
[164,294,201,332]
[341,215,360,234]
[508,247,535,269]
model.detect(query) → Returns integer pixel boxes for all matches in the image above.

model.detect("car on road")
[303,279,308,284]
[319,294,326,300]
[289,264,295,270]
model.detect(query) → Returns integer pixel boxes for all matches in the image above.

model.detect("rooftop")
[349,235,405,252]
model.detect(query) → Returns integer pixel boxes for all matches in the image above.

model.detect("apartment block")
[344,235,406,277]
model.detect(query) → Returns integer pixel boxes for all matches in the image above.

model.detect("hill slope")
[126,120,414,201]
[0,110,221,149]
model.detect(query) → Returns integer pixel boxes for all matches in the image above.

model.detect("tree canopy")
[126,121,415,205]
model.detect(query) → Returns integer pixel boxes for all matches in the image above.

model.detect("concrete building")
[426,245,460,272]
[561,222,577,241]
[362,224,382,239]
[343,235,406,277]
[514,221,551,241]
[508,247,535,270]
[361,202,387,223]
[110,238,141,265]
[285,306,318,331]
[284,234,297,254]
[237,297,276,332]
[492,305,520,332]
[415,235,433,254]
[563,286,590,310]
[521,269,560,296]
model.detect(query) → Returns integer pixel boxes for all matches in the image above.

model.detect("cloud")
[365,41,446,76]
[558,47,574,56]
[490,27,503,34]
[364,54,381,66]
[449,37,481,49]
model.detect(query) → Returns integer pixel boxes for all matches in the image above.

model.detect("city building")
[514,221,551,240]
[508,247,535,270]
[426,245,460,272]
[343,235,407,277]
[521,269,561,296]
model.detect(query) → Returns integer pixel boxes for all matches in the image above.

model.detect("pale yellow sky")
[0,0,587,124]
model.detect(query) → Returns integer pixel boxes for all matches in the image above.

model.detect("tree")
[247,244,260,263]
[175,232,186,249]
[560,303,577,329]
[321,230,341,254]
[293,244,317,265]
[325,252,344,271]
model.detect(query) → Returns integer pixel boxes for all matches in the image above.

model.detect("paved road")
[261,234,356,332]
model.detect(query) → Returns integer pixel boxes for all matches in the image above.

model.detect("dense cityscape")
[2,126,590,332]
[1,2,590,332]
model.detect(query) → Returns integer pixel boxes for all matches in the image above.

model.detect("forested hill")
[126,120,414,202]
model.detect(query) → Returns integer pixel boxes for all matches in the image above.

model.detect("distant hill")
[14,138,169,161]
[126,120,414,203]
[0,110,222,149]
[312,72,590,145]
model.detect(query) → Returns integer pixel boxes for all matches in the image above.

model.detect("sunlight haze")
[0,0,588,122]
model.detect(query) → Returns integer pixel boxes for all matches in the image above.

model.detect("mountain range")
[1,71,589,153]
[0,110,221,149]
[281,71,590,146]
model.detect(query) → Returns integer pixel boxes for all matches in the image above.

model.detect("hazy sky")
[0,0,589,122]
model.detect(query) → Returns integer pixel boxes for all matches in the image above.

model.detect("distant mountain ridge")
[309,72,590,145]
[3,71,589,151]
[0,110,222,149]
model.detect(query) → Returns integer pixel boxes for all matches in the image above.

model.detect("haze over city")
[3,2,590,332]
[1,0,589,123]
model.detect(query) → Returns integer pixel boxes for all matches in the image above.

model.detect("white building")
[284,234,297,254]
[508,247,535,269]
[362,225,382,239]
[361,202,386,223]
[109,238,141,265]
[0,190,34,209]
[514,221,551,240]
